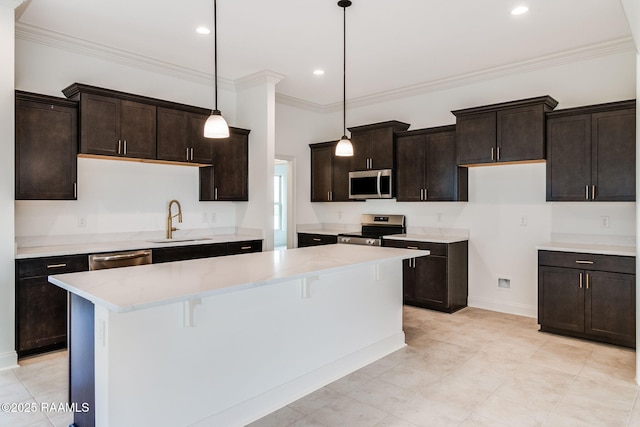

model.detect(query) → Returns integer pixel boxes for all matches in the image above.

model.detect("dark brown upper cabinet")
[309,141,352,202]
[63,84,156,160]
[15,91,78,200]
[348,121,410,171]
[395,125,467,202]
[157,108,213,164]
[199,127,250,201]
[452,96,558,166]
[546,100,636,202]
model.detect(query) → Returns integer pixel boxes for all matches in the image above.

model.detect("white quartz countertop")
[384,234,468,244]
[49,245,429,313]
[16,234,261,259]
[297,228,359,236]
[536,242,636,257]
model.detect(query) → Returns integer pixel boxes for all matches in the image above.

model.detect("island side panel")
[69,293,95,427]
[93,261,404,427]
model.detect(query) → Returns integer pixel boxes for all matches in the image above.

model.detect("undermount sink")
[147,237,213,244]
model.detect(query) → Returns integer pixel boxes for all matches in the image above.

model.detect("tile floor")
[1,306,638,426]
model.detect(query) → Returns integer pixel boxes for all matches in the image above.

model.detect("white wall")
[14,37,241,240]
[275,49,637,317]
[0,2,19,371]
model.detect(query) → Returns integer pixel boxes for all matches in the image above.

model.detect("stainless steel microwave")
[349,169,393,199]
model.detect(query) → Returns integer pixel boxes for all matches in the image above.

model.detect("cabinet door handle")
[312,238,322,242]
[118,139,122,154]
[186,148,190,161]
[491,147,494,160]
[576,260,594,265]
[586,273,590,290]
[240,246,252,250]
[497,146,501,160]
[407,246,419,250]
[47,263,67,269]
[74,182,77,198]
[123,140,127,155]
[592,185,596,200]
[579,272,583,289]
[190,148,194,161]
[585,185,589,200]
[424,189,428,200]
[214,188,218,200]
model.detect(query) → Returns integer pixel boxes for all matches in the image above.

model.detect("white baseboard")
[0,351,18,372]
[468,296,537,318]
[191,332,406,427]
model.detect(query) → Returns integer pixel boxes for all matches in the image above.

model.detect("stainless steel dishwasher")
[88,249,152,270]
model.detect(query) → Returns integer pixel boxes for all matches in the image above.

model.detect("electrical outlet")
[601,216,610,228]
[520,215,527,226]
[77,216,87,228]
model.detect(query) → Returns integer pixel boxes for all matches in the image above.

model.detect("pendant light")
[204,0,230,138]
[335,0,353,157]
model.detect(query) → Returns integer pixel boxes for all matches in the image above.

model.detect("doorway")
[274,157,294,250]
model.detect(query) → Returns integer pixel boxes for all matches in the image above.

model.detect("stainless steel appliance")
[338,214,405,246]
[89,249,152,270]
[349,169,393,199]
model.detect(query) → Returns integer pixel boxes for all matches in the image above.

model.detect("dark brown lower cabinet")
[152,240,262,263]
[297,233,338,247]
[538,250,636,348]
[15,255,89,358]
[384,239,468,313]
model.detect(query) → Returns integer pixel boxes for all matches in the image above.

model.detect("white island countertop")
[50,245,427,313]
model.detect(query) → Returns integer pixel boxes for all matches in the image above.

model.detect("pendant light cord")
[342,3,346,137]
[214,0,219,112]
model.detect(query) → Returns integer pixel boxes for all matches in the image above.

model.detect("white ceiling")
[15,0,634,107]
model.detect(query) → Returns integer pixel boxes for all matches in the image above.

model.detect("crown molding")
[15,23,235,91]
[14,22,635,112]
[0,0,25,9]
[235,70,286,92]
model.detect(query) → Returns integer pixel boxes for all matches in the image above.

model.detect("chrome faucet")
[166,199,183,239]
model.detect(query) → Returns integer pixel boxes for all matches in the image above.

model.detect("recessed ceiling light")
[196,26,211,35]
[313,69,325,76]
[511,5,529,15]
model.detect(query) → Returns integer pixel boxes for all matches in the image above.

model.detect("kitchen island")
[49,244,427,427]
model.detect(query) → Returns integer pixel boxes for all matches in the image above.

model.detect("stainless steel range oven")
[338,214,405,246]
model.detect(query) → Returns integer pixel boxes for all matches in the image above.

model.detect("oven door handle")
[376,171,382,198]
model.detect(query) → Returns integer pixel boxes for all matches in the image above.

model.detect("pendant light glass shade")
[335,0,353,157]
[204,0,230,139]
[204,110,230,138]
[335,135,353,156]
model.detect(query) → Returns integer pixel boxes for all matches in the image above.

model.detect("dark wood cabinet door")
[297,233,337,247]
[585,271,635,347]
[331,154,352,201]
[80,93,120,156]
[546,114,591,201]
[201,129,249,201]
[16,276,68,354]
[456,112,496,165]
[157,107,189,162]
[538,266,585,334]
[119,100,156,159]
[227,240,262,255]
[15,94,77,200]
[497,104,545,162]
[310,144,333,202]
[396,134,426,201]
[412,255,448,309]
[591,108,636,201]
[402,259,415,301]
[190,113,215,164]
[425,131,457,201]
[152,243,227,263]
[351,127,395,170]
